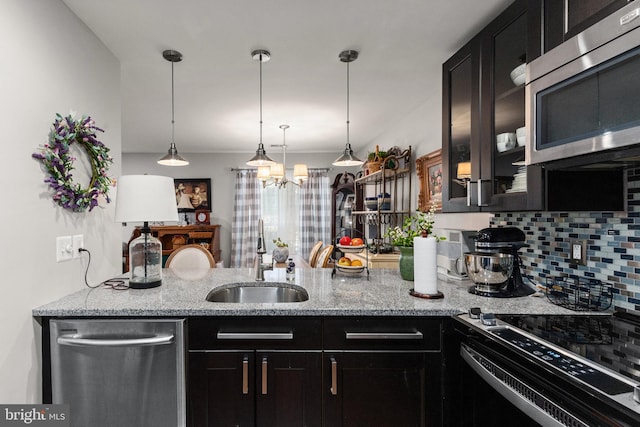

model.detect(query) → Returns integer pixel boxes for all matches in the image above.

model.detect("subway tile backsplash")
[490,169,640,316]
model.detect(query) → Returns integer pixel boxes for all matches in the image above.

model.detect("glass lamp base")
[129,231,163,289]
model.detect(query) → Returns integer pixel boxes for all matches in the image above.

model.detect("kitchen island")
[34,267,581,427]
[33,267,576,317]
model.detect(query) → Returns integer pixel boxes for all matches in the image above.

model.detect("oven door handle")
[461,343,586,427]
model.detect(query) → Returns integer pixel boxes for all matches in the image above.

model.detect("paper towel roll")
[413,236,438,294]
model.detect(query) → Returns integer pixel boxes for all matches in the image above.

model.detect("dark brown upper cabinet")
[442,0,543,212]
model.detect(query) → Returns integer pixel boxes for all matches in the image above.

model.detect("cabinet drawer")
[189,317,322,350]
[323,317,441,351]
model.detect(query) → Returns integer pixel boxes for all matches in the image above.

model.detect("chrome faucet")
[255,219,272,281]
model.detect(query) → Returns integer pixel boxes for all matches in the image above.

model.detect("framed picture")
[416,149,442,212]
[174,178,211,212]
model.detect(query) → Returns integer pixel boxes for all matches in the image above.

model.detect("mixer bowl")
[464,252,514,285]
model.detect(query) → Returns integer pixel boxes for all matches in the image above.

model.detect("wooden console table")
[124,225,221,271]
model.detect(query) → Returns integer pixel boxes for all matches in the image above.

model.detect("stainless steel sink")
[206,282,309,303]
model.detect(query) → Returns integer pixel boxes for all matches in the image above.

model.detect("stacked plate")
[506,163,527,193]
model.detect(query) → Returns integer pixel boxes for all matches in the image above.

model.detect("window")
[261,179,300,255]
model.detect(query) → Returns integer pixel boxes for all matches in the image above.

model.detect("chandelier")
[258,125,308,188]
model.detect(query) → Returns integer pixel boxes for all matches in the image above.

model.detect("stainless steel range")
[454,311,640,426]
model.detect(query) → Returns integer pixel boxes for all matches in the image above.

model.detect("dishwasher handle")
[57,333,174,347]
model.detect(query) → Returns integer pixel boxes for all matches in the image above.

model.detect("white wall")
[362,79,491,232]
[122,152,339,267]
[0,0,121,403]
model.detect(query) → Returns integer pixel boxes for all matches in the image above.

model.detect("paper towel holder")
[409,289,444,299]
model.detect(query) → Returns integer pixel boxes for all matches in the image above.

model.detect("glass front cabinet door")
[442,0,543,212]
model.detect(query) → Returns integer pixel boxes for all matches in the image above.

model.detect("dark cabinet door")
[441,38,481,212]
[189,351,322,427]
[480,0,543,212]
[442,0,543,212]
[255,352,322,427]
[323,352,439,427]
[544,0,630,52]
[189,351,255,427]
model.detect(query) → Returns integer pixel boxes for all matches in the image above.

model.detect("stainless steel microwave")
[526,2,640,166]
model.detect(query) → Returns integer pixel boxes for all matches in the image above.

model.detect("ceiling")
[62,0,511,156]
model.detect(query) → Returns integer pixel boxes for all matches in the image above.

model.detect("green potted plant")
[272,237,289,263]
[385,200,442,280]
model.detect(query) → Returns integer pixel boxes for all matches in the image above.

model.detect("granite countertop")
[32,267,580,317]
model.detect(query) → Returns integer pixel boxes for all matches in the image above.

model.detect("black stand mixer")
[469,227,535,298]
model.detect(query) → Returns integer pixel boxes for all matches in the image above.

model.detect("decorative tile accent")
[491,170,640,316]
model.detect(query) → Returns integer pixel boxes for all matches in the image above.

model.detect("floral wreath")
[32,113,113,212]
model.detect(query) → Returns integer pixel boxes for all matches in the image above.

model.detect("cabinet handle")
[330,357,338,396]
[261,357,268,395]
[477,179,490,207]
[345,331,423,340]
[217,332,294,340]
[242,356,249,395]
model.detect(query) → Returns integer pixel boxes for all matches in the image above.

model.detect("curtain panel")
[230,169,261,268]
[299,170,331,260]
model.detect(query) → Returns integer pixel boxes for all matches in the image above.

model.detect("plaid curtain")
[299,170,331,259]
[231,169,261,268]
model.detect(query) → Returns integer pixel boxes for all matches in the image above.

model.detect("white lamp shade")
[293,164,308,181]
[270,163,285,180]
[257,166,271,181]
[114,175,179,223]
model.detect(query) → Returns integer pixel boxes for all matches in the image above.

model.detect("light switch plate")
[56,236,73,262]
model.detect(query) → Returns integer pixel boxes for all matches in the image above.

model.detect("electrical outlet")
[72,234,84,259]
[570,240,587,265]
[56,236,73,262]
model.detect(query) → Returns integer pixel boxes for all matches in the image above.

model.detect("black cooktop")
[496,312,640,384]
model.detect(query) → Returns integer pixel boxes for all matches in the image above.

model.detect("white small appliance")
[434,228,476,280]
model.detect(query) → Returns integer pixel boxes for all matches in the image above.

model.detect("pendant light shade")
[158,50,188,166]
[158,142,189,166]
[246,49,275,166]
[333,49,364,167]
[333,143,362,167]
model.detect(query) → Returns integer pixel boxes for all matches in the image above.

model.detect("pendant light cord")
[259,53,263,146]
[346,60,350,146]
[171,60,175,144]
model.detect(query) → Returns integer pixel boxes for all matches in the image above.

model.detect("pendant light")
[158,50,189,166]
[246,50,275,166]
[333,49,364,167]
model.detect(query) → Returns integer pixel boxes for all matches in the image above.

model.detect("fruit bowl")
[337,244,366,253]
[336,264,365,274]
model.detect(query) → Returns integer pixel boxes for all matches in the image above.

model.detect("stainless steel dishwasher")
[49,319,186,427]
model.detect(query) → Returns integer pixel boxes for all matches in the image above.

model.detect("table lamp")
[115,175,179,288]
